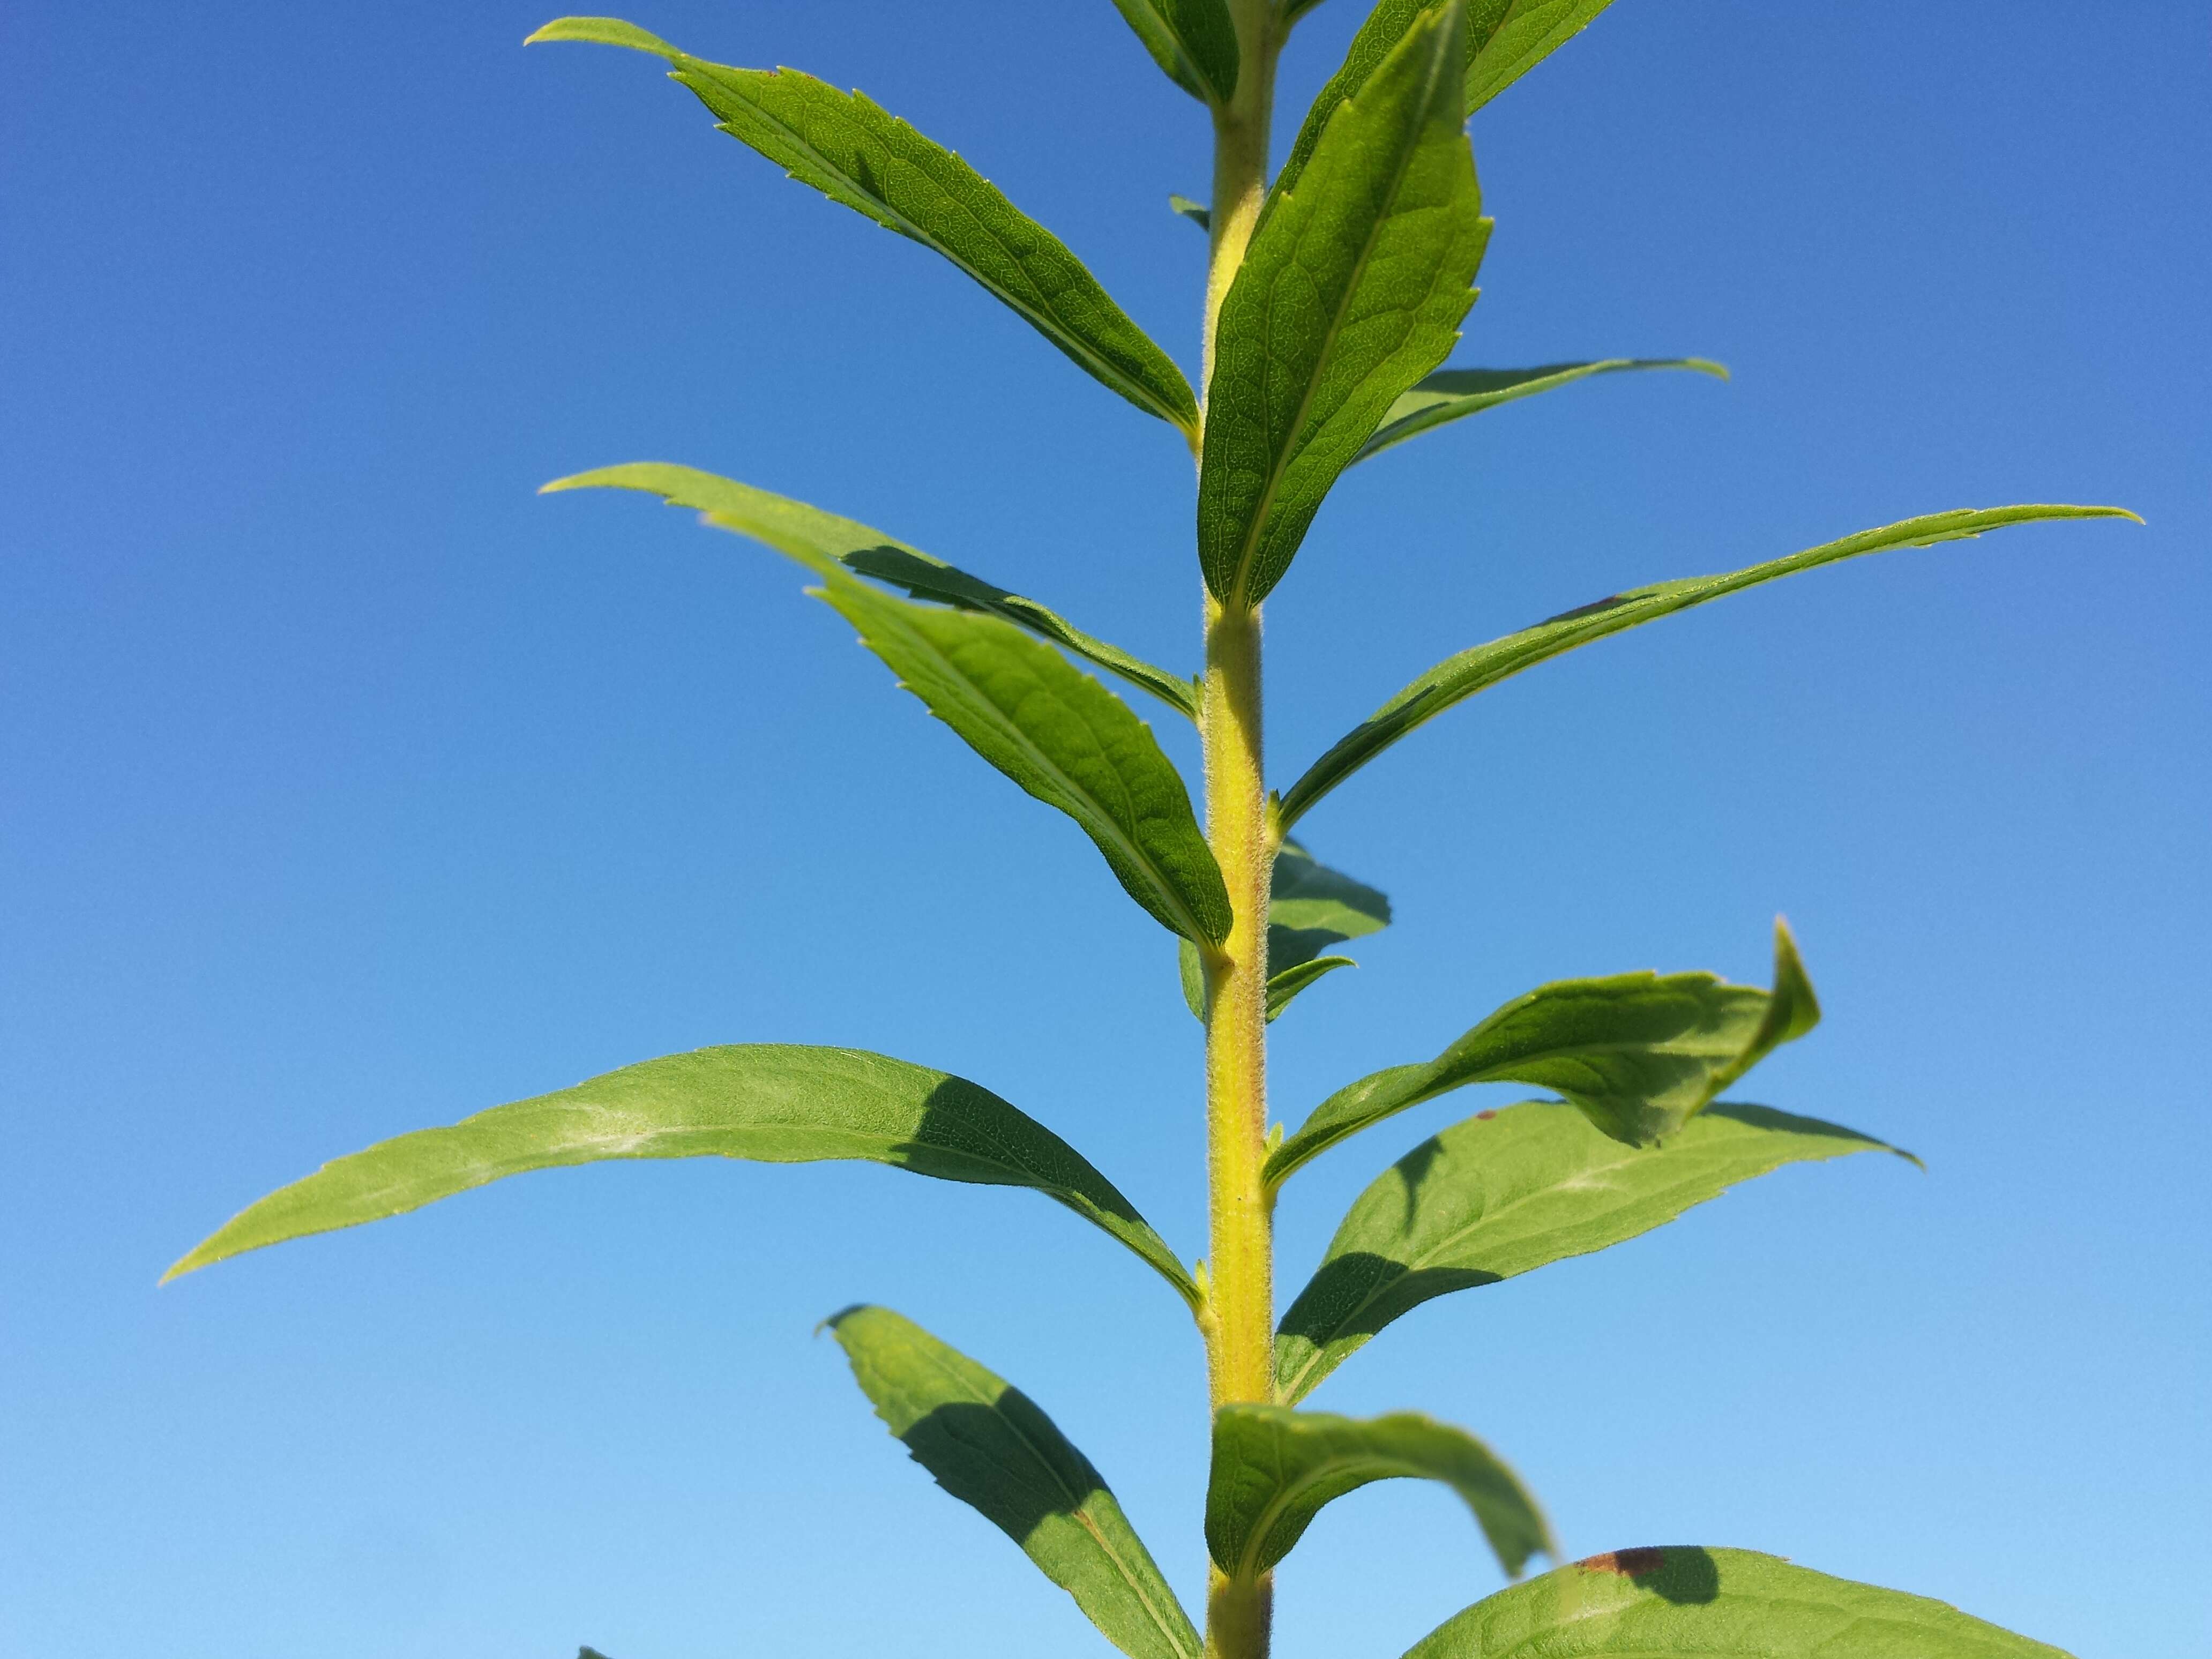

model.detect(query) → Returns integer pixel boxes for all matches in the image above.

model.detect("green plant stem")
[1200,7,1280,1657]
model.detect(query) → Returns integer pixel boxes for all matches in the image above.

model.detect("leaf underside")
[1402,1546,2072,1657]
[167,1044,1198,1309]
[1179,841,1390,1021]
[1353,357,1728,464]
[1208,1403,1554,1582]
[528,18,1198,435]
[1268,919,1817,1185]
[544,464,1230,946]
[831,1306,1203,1659]
[1277,0,1620,200]
[1275,1099,1903,1401]
[1197,2,1490,607]
[1276,503,2141,830]
[1108,0,1240,105]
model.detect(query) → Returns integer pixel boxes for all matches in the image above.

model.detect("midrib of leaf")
[1219,21,1456,604]
[850,586,1216,948]
[914,1347,1195,1659]
[709,76,1186,432]
[1230,1452,1411,1580]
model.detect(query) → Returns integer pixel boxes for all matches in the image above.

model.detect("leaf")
[547,462,1197,720]
[1277,1,1618,200]
[841,545,1199,721]
[1267,956,1357,1021]
[820,575,1231,946]
[1269,920,1816,1185]
[1275,1100,1903,1401]
[166,1045,1199,1308]
[528,18,1198,437]
[1176,841,1389,1021]
[830,1306,1202,1659]
[1276,503,2141,830]
[1401,1546,2072,1658]
[541,465,1230,944]
[1169,193,1212,231]
[1197,2,1490,607]
[1108,0,1240,105]
[1207,1404,1553,1582]
[1353,357,1728,464]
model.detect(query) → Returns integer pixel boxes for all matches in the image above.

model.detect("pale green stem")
[1198,5,1280,1659]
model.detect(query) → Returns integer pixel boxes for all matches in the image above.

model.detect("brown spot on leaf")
[1579,1548,1667,1578]
[1475,1109,1498,1120]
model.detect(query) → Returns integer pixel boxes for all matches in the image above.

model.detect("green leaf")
[1276,503,2141,830]
[1169,193,1212,230]
[1269,920,1816,1185]
[541,464,1230,943]
[1402,1546,2071,1658]
[528,18,1198,437]
[1176,841,1389,1022]
[166,1045,1199,1308]
[546,462,1197,720]
[841,545,1200,721]
[1275,1099,1903,1401]
[1208,1404,1553,1582]
[1353,357,1728,465]
[829,1305,1203,1659]
[1277,1,1618,200]
[820,575,1230,946]
[1197,2,1490,607]
[1108,0,1240,105]
[1267,956,1357,1021]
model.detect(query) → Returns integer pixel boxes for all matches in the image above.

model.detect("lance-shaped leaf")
[1353,358,1728,465]
[1275,1100,1904,1401]
[842,545,1199,720]
[1277,503,2140,829]
[1208,1404,1553,1582]
[1108,0,1239,106]
[543,465,1229,943]
[1197,2,1490,608]
[1177,841,1390,1020]
[166,1045,1199,1307]
[821,575,1230,946]
[830,1306,1202,1659]
[547,463,1195,719]
[528,18,1198,437]
[1401,1546,2071,1659]
[1277,1,1619,200]
[1269,921,1814,1185]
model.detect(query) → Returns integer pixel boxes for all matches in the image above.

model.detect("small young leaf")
[1269,921,1815,1184]
[548,463,1196,719]
[1108,0,1240,106]
[1275,1100,1904,1401]
[1277,1,1619,200]
[1277,503,2141,830]
[542,465,1229,943]
[1208,1404,1554,1582]
[1197,2,1490,607]
[820,576,1231,946]
[1267,956,1357,1021]
[1353,358,1728,465]
[1401,1546,2071,1658]
[829,1306,1204,1659]
[528,19,1198,436]
[1169,193,1212,230]
[166,1045,1199,1307]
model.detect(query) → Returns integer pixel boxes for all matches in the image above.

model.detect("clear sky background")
[3,3,2205,1656]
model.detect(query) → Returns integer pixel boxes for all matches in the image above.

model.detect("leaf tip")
[524,16,679,57]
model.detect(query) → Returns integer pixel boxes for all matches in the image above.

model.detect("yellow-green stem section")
[1200,6,1278,1658]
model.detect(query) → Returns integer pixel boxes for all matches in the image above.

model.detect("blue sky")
[2,2,2204,1655]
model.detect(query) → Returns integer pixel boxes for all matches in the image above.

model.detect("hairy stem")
[1200,6,1279,1658]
